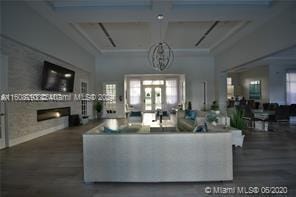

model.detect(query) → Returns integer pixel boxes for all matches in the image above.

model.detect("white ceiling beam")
[52,5,278,23]
[209,21,249,52]
[52,0,151,8]
[52,0,273,8]
[100,48,210,56]
[25,0,99,56]
[149,21,169,45]
[149,0,172,44]
[217,6,296,72]
[71,23,102,54]
[173,0,273,6]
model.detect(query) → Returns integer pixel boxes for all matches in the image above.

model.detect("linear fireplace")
[37,107,70,121]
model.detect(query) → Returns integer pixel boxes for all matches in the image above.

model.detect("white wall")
[1,1,95,73]
[269,63,296,105]
[1,1,96,145]
[215,6,296,71]
[96,54,215,110]
[1,37,91,146]
[214,6,296,110]
[233,66,269,103]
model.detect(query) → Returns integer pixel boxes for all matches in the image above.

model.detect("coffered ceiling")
[226,46,296,73]
[25,0,291,56]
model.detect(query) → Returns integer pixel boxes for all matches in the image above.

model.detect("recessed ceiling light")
[157,14,164,20]
[65,73,72,78]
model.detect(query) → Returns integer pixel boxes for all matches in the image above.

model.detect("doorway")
[0,54,8,149]
[143,86,164,112]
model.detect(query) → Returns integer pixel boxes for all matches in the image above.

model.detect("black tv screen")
[41,61,75,92]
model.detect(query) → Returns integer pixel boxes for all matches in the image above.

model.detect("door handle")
[0,113,5,116]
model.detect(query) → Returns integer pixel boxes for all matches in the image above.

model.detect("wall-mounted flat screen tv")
[41,61,75,92]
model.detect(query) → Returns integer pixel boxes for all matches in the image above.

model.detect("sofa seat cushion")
[130,111,142,117]
[179,118,195,131]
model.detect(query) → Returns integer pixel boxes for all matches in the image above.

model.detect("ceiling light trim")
[98,23,116,47]
[71,23,102,54]
[210,21,249,52]
[195,21,219,47]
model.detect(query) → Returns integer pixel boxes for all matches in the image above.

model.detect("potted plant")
[95,101,103,119]
[187,101,192,111]
[210,101,220,114]
[206,111,218,126]
[230,109,246,130]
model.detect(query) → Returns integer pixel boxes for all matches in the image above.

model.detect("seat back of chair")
[290,104,296,116]
[263,103,269,111]
[243,105,254,118]
[269,103,279,111]
[275,105,290,121]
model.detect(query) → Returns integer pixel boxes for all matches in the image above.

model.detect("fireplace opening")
[37,107,70,121]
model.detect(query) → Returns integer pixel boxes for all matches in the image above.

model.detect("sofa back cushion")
[185,110,198,120]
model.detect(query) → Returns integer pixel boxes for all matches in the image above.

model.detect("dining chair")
[263,103,269,111]
[290,104,296,116]
[275,105,290,123]
[242,105,254,128]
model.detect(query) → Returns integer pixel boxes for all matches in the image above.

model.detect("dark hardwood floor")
[1,120,296,197]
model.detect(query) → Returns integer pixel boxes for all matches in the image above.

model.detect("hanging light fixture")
[148,14,174,72]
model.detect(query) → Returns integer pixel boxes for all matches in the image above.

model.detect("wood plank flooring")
[1,120,296,197]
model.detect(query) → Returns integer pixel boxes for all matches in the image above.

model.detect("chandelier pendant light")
[148,14,174,72]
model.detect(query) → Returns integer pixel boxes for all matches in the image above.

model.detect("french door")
[143,86,164,112]
[0,103,6,149]
[0,54,8,149]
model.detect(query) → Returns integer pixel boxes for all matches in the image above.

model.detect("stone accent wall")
[0,36,90,141]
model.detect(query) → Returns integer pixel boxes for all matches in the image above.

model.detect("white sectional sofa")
[177,110,245,147]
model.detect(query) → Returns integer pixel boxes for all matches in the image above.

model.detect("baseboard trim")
[9,123,68,147]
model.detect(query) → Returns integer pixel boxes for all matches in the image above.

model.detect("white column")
[218,72,227,113]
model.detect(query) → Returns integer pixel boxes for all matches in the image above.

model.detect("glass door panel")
[143,85,164,112]
[154,87,162,110]
[144,87,152,111]
[0,54,7,149]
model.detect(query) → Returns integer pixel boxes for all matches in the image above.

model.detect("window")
[227,77,234,99]
[129,80,141,105]
[143,80,164,85]
[249,80,261,100]
[104,83,116,104]
[287,72,296,104]
[166,79,177,104]
[81,81,87,116]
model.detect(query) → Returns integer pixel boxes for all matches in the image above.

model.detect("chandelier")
[148,15,174,72]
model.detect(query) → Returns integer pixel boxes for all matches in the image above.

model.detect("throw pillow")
[193,117,206,132]
[103,127,120,134]
[190,111,197,120]
[193,123,207,132]
[185,109,191,117]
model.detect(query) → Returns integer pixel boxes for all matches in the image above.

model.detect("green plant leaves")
[230,108,246,130]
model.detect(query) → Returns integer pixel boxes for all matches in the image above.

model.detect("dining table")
[252,109,275,131]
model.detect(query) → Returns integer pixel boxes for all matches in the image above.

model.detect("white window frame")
[103,83,117,113]
[129,79,141,105]
[227,77,234,99]
[165,79,178,105]
[286,71,296,105]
